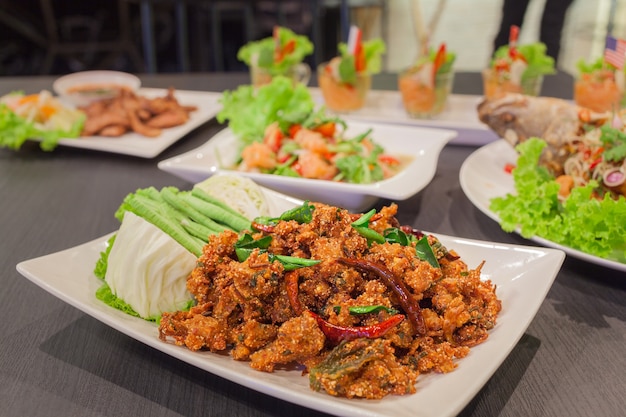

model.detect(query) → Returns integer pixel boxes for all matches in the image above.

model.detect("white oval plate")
[158,121,457,211]
[459,139,626,272]
[16,185,565,417]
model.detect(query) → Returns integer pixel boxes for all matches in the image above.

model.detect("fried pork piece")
[79,87,195,137]
[158,202,502,399]
[310,338,419,399]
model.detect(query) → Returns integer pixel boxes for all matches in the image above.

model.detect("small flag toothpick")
[604,35,626,69]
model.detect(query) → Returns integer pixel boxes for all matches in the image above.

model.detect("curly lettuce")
[490,138,626,263]
[492,43,556,83]
[237,26,313,75]
[217,76,315,144]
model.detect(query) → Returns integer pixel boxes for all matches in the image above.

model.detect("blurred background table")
[1,71,625,417]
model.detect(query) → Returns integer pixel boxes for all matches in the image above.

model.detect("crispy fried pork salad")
[157,201,502,399]
[94,175,501,399]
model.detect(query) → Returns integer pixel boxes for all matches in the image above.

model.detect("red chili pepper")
[288,124,302,138]
[504,162,516,174]
[251,221,275,233]
[306,310,404,344]
[337,258,425,335]
[432,43,447,79]
[285,270,303,315]
[378,154,400,166]
[589,157,603,171]
[282,39,296,56]
[399,225,425,239]
[355,43,366,73]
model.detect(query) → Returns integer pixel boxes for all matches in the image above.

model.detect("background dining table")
[1,70,625,417]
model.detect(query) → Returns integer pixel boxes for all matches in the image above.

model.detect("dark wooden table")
[1,71,625,417]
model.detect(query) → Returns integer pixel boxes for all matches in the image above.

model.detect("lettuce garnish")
[491,43,556,83]
[336,38,386,83]
[217,76,315,144]
[0,103,84,151]
[237,26,313,75]
[490,138,626,263]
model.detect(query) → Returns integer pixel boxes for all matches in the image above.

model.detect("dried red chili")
[251,221,275,233]
[306,310,404,344]
[337,257,425,335]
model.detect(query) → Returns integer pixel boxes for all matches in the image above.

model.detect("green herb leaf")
[599,125,626,162]
[269,254,321,270]
[254,201,315,227]
[415,236,440,268]
[235,233,273,262]
[341,305,399,315]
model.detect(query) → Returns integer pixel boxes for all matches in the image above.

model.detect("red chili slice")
[306,310,404,344]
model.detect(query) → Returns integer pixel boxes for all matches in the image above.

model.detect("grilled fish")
[477,93,610,175]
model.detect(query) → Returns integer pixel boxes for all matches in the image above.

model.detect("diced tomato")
[509,48,527,63]
[493,58,510,72]
[378,154,400,165]
[504,162,516,174]
[313,122,336,137]
[291,161,303,175]
[288,124,302,138]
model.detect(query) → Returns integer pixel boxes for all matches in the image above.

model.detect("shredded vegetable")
[0,91,85,151]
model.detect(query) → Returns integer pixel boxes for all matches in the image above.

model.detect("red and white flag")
[604,35,626,69]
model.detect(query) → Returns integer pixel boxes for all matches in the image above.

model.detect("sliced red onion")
[603,169,625,187]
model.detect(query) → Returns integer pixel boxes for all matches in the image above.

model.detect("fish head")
[477,94,545,147]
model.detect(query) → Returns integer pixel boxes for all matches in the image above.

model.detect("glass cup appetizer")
[317,26,385,113]
[483,41,554,100]
[237,26,313,88]
[398,44,456,118]
[317,61,372,112]
[482,68,544,99]
[574,58,624,113]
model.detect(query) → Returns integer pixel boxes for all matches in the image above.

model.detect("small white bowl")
[53,70,141,107]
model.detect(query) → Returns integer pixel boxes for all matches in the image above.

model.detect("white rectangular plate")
[39,88,222,158]
[16,186,564,417]
[309,88,499,146]
[460,139,626,272]
[158,122,457,211]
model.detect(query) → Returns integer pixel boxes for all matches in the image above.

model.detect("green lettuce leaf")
[0,103,84,151]
[237,26,313,74]
[490,138,626,263]
[217,76,315,144]
[492,43,556,82]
